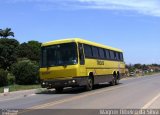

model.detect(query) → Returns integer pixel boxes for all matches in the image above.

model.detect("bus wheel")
[109,74,116,86]
[115,73,120,85]
[85,76,93,91]
[55,87,63,93]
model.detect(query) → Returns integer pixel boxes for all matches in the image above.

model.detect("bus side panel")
[84,58,125,84]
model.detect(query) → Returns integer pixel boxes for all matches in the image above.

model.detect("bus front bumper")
[41,77,87,88]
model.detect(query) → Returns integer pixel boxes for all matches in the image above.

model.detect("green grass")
[0,84,41,93]
[144,71,160,76]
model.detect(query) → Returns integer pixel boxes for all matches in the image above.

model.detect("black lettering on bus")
[97,60,104,65]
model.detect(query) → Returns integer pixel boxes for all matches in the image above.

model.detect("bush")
[0,69,8,87]
[7,73,15,85]
[11,60,39,85]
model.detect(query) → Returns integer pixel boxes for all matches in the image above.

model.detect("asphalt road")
[0,74,160,115]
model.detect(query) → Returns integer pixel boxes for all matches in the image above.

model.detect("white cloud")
[4,0,160,17]
[77,0,160,17]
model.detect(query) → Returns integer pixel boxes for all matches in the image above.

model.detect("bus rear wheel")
[55,87,63,93]
[115,73,120,85]
[85,76,93,91]
[115,78,119,85]
[109,74,116,86]
[109,78,115,86]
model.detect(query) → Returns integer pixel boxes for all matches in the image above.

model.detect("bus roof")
[42,38,123,52]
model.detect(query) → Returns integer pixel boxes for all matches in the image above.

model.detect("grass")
[142,71,160,76]
[0,84,41,93]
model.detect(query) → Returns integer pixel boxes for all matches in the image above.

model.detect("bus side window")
[99,48,105,59]
[114,52,117,60]
[117,52,120,61]
[92,46,99,58]
[115,52,120,60]
[110,50,115,60]
[78,43,85,65]
[120,53,124,61]
[84,44,93,58]
[105,49,110,59]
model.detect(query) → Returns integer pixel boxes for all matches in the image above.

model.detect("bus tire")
[115,73,120,85]
[55,87,63,93]
[85,76,93,91]
[109,78,115,86]
[109,74,116,86]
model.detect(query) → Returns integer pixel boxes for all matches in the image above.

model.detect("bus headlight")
[72,80,76,83]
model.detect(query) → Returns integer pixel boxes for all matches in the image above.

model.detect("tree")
[27,41,41,62]
[0,28,14,38]
[0,38,19,70]
[0,69,8,87]
[17,40,41,62]
[142,64,148,70]
[152,64,159,67]
[127,64,136,72]
[134,64,142,69]
[17,42,31,59]
[0,29,2,38]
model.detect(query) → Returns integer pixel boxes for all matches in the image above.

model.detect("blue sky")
[1,0,160,64]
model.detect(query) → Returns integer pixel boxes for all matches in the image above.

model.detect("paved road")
[0,74,160,115]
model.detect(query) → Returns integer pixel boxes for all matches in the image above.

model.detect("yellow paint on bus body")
[40,38,125,88]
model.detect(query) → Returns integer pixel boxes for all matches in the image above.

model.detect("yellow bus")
[40,38,125,93]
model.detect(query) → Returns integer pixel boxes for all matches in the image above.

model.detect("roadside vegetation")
[0,28,41,92]
[126,64,160,77]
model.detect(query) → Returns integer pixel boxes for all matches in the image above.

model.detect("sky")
[0,0,160,64]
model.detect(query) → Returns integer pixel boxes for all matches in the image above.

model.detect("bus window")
[41,47,47,67]
[84,44,93,58]
[92,46,99,58]
[118,52,121,60]
[78,43,85,65]
[99,48,105,59]
[114,52,117,60]
[116,52,120,60]
[41,43,78,67]
[105,49,110,59]
[110,50,115,60]
[120,53,124,61]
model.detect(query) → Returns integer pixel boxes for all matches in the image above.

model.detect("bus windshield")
[41,42,78,67]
